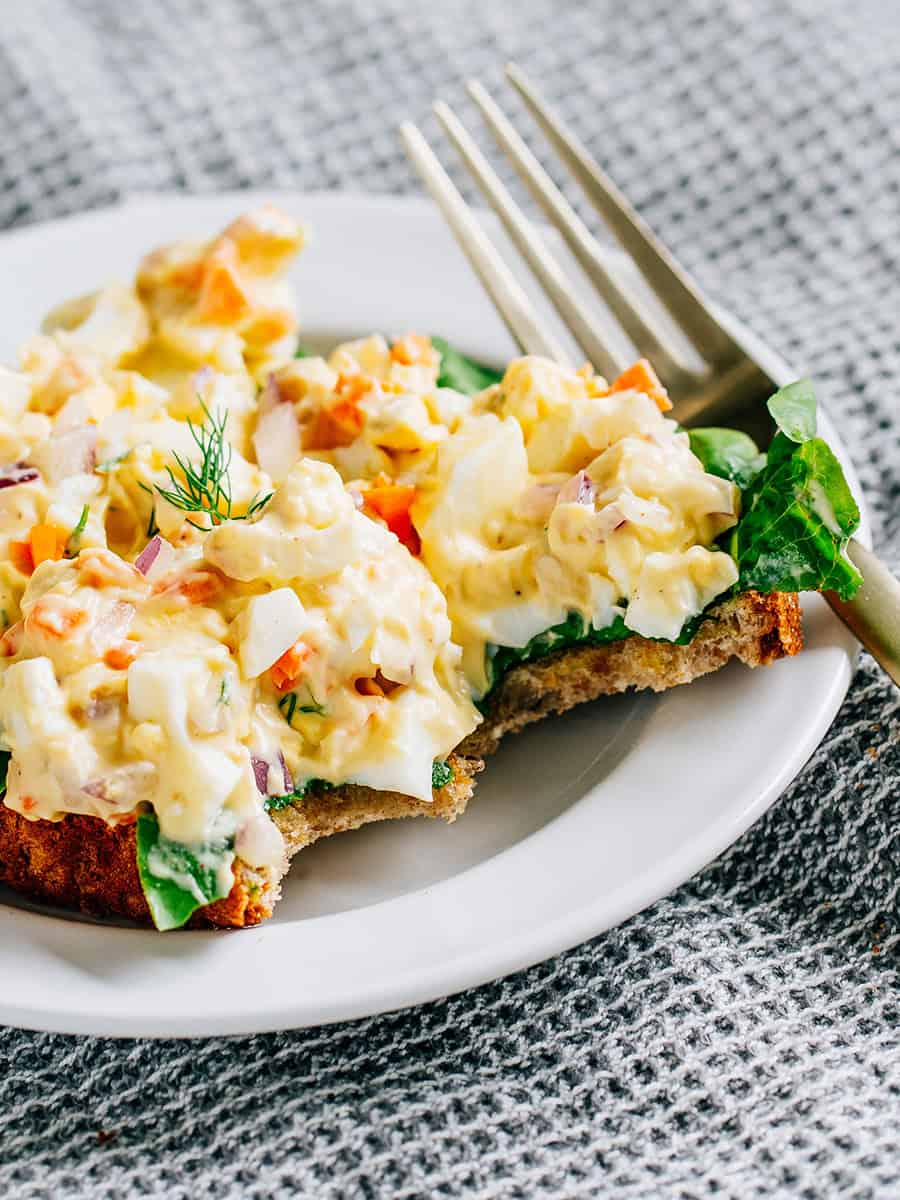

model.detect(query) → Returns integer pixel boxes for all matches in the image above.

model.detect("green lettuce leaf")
[432,337,503,396]
[728,380,861,599]
[732,434,862,599]
[688,427,766,489]
[135,812,234,932]
[767,378,817,443]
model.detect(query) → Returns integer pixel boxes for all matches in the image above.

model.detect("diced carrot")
[8,540,33,576]
[162,569,225,605]
[21,796,36,814]
[195,240,250,323]
[270,640,312,692]
[26,595,89,639]
[29,523,67,569]
[390,334,434,366]
[77,547,140,589]
[608,359,672,412]
[335,371,374,405]
[104,643,139,670]
[362,483,421,555]
[170,260,205,291]
[363,483,417,523]
[302,385,367,451]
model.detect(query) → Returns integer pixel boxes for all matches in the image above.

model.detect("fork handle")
[825,539,900,687]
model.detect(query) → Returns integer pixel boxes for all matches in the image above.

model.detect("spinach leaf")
[480,605,713,704]
[768,378,817,443]
[688,427,766,489]
[431,760,453,790]
[265,778,334,812]
[481,612,632,705]
[432,337,503,396]
[135,812,234,931]
[0,749,9,794]
[733,434,862,599]
[266,763,456,809]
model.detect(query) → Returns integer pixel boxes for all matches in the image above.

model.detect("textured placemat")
[1,1,898,1196]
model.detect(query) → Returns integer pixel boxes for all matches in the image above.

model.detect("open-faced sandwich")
[0,207,862,928]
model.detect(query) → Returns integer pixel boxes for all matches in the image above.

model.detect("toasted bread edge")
[461,591,803,757]
[0,753,481,929]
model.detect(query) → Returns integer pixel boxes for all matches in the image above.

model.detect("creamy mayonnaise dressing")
[0,208,478,880]
[0,205,743,881]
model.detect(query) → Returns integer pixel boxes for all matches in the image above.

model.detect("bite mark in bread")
[0,754,481,928]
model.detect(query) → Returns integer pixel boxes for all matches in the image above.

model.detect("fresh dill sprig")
[150,401,272,532]
[278,689,327,727]
[65,504,90,557]
[94,449,132,474]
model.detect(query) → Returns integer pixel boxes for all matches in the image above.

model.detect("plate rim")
[0,191,866,1037]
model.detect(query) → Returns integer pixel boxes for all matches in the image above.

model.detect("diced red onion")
[258,373,282,416]
[251,756,270,795]
[134,536,162,575]
[134,535,175,581]
[0,462,39,490]
[82,779,108,799]
[558,470,596,507]
[252,751,293,798]
[253,401,301,480]
[278,750,293,794]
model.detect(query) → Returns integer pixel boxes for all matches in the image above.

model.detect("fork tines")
[401,63,748,403]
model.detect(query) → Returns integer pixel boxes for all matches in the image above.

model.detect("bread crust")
[0,591,801,927]
[461,591,803,757]
[0,754,480,928]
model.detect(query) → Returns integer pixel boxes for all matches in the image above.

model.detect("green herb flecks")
[135,811,234,931]
[278,689,327,727]
[65,504,90,557]
[265,778,335,812]
[431,760,454,790]
[94,449,132,474]
[294,342,314,359]
[150,401,272,532]
[432,337,503,396]
[217,676,231,707]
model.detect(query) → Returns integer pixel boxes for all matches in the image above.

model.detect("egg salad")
[0,205,862,929]
[0,208,479,928]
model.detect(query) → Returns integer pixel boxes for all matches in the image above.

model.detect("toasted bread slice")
[0,754,481,929]
[461,591,802,757]
[0,592,800,927]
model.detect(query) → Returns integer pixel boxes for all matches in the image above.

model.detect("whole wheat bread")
[0,590,801,927]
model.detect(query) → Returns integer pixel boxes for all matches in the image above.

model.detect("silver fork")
[401,63,900,688]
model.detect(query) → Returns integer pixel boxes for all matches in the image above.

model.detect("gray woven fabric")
[1,0,899,1196]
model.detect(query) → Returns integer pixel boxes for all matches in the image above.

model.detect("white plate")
[0,192,866,1037]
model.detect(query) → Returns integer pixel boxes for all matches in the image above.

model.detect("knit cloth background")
[1,1,899,1196]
